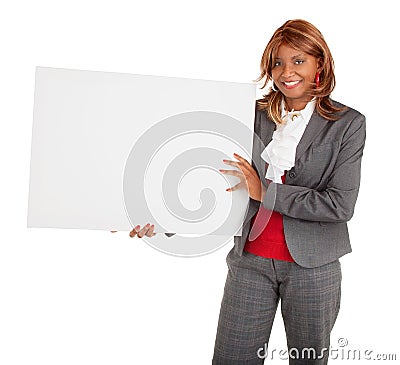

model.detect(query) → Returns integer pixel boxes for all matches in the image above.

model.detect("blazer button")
[289,171,296,178]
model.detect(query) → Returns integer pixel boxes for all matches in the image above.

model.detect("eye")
[295,59,304,65]
[273,60,281,67]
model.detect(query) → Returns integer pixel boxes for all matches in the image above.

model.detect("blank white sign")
[28,67,256,234]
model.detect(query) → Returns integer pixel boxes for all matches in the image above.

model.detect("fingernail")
[226,188,230,191]
[135,225,140,230]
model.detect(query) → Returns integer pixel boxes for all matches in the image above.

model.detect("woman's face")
[271,43,320,110]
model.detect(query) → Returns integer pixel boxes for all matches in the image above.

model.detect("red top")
[243,172,295,262]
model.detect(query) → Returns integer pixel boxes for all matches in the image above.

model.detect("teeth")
[284,81,300,86]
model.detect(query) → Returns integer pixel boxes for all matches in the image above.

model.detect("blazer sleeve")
[262,113,366,223]
[248,103,267,206]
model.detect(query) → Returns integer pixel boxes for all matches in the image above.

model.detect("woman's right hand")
[110,223,156,238]
[111,225,176,238]
[129,224,156,238]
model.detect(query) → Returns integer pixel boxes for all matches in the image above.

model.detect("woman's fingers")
[219,168,242,178]
[232,152,248,163]
[128,224,157,238]
[225,153,250,167]
[136,224,156,238]
[129,225,140,238]
[146,224,156,237]
[221,153,263,200]
[137,224,149,238]
[135,225,144,238]
[111,225,156,238]
[222,154,251,174]
[227,181,247,192]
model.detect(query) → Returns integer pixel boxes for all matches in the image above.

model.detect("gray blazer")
[234,99,366,268]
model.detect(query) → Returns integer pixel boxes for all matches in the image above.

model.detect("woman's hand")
[110,223,156,238]
[129,224,156,238]
[219,153,266,202]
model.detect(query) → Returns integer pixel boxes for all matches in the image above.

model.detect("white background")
[1,1,398,364]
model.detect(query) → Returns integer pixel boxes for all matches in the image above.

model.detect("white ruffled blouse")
[260,99,316,183]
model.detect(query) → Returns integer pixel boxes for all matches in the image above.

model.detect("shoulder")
[254,98,272,124]
[254,98,272,121]
[330,99,365,123]
[255,98,267,112]
[329,99,366,140]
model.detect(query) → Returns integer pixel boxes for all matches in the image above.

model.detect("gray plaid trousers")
[212,247,341,364]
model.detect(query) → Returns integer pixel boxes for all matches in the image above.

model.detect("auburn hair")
[254,19,346,124]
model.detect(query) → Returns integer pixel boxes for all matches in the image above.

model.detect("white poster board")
[28,67,256,234]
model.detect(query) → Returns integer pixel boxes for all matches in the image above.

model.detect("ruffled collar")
[260,99,316,183]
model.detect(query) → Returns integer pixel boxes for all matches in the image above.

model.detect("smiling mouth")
[282,80,301,88]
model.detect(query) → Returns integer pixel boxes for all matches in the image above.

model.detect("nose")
[282,63,295,78]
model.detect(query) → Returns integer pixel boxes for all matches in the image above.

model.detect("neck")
[284,97,313,111]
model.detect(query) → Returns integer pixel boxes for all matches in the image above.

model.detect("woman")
[212,19,366,364]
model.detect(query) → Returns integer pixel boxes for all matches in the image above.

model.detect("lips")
[281,80,303,90]
[283,80,300,86]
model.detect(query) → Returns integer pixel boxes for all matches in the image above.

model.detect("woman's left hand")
[219,153,266,202]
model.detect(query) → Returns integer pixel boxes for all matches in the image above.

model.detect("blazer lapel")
[244,109,329,230]
[295,110,329,163]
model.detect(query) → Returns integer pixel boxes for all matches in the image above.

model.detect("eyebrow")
[275,53,306,60]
